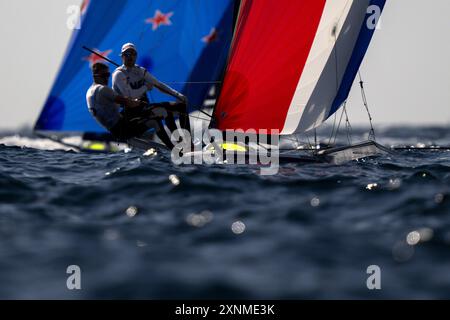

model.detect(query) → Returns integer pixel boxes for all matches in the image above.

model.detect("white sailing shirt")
[86,84,121,130]
[112,65,183,100]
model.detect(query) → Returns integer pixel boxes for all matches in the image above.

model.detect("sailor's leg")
[162,108,179,133]
[153,119,175,149]
[121,115,173,150]
[109,119,128,141]
[151,101,191,134]
[142,102,192,145]
[144,103,178,133]
[123,105,145,120]
[170,101,191,134]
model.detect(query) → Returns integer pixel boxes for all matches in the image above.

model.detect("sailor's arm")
[114,69,149,99]
[112,70,131,97]
[114,96,141,108]
[111,71,142,108]
[146,72,187,103]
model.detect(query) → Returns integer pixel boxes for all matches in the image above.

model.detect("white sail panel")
[282,0,371,134]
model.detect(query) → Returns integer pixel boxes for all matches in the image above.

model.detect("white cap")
[120,43,137,55]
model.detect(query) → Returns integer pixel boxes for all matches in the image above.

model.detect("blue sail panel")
[35,0,236,132]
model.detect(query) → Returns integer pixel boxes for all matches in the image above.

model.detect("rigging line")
[188,115,211,122]
[333,104,346,145]
[276,128,326,147]
[272,131,307,146]
[358,71,376,141]
[314,128,318,148]
[280,137,312,150]
[195,109,213,119]
[164,81,222,85]
[174,111,211,122]
[279,132,312,149]
[140,103,211,122]
[187,106,211,121]
[305,133,314,152]
[294,134,301,149]
[255,139,271,152]
[328,113,338,146]
[265,133,305,148]
[343,104,353,145]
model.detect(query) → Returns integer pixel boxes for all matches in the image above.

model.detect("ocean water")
[0,126,449,299]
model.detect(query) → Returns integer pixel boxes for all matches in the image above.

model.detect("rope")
[343,104,353,145]
[328,113,338,146]
[164,81,222,85]
[139,102,212,122]
[313,129,319,150]
[333,104,346,145]
[305,133,313,151]
[358,71,376,141]
[195,109,213,119]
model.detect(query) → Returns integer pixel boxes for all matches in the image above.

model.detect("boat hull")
[128,137,391,165]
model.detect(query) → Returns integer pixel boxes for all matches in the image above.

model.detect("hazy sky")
[0,0,449,130]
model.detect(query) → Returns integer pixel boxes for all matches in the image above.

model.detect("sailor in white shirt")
[112,43,191,137]
[86,62,175,148]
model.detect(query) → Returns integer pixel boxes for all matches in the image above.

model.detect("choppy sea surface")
[0,126,449,299]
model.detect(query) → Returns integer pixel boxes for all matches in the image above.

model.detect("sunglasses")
[94,72,111,77]
[122,51,136,58]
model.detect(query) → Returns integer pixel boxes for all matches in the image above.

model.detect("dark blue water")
[0,127,449,299]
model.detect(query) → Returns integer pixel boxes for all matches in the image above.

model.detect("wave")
[0,135,76,151]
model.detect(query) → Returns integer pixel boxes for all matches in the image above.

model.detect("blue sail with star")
[35,0,237,133]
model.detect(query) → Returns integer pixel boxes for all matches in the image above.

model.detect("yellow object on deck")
[220,143,247,152]
[84,142,107,151]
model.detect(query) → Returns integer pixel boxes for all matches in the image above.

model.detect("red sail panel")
[215,0,326,132]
